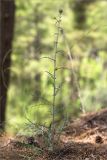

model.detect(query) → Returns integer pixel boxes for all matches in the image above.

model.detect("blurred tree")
[32,4,44,101]
[0,0,15,130]
[70,0,96,29]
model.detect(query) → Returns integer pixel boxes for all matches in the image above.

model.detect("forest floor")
[1,108,107,160]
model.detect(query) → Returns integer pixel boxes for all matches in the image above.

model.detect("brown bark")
[0,0,15,130]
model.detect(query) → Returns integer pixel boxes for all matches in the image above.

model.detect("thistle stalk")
[51,10,63,151]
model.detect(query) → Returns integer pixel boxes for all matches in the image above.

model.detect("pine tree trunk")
[0,0,15,131]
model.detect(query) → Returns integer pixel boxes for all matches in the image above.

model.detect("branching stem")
[51,12,62,150]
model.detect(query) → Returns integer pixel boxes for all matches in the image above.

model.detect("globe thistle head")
[59,9,63,14]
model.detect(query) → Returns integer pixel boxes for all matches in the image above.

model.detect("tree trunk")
[71,0,96,29]
[0,0,15,131]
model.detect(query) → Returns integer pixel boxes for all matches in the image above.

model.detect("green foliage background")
[6,0,107,134]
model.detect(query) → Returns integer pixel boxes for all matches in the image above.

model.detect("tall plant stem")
[51,12,62,150]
